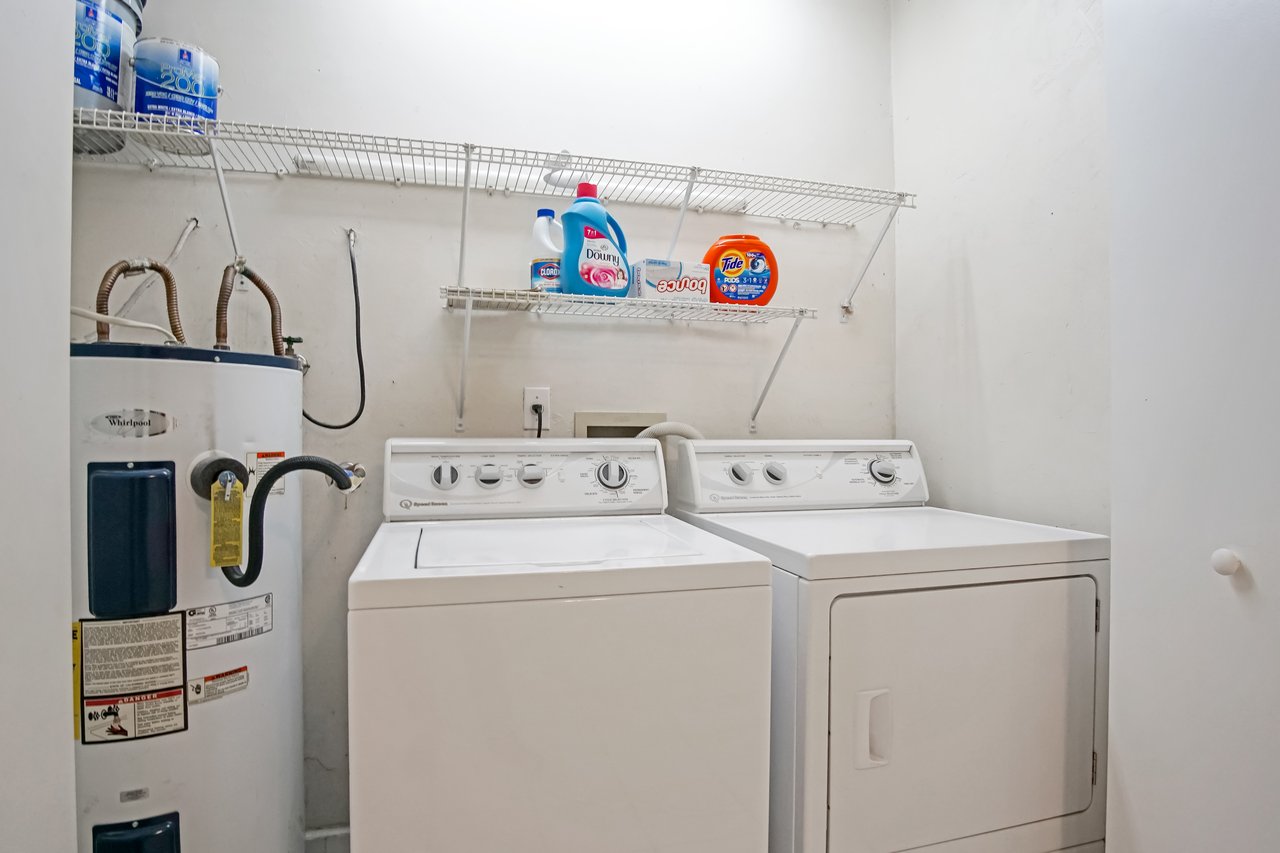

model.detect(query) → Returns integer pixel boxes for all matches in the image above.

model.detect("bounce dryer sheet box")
[632,259,711,303]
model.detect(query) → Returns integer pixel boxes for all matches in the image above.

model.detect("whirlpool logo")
[91,409,172,438]
[400,499,447,509]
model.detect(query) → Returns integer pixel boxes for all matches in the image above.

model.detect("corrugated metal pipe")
[95,258,186,343]
[215,263,285,356]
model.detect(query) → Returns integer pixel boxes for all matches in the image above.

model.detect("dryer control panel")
[667,439,928,514]
[384,439,667,520]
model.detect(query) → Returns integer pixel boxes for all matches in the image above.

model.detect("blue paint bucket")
[134,38,221,155]
[73,0,145,153]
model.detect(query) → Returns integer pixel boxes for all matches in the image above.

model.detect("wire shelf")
[441,287,816,324]
[73,109,915,227]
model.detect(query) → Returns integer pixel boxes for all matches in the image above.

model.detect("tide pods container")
[705,234,779,306]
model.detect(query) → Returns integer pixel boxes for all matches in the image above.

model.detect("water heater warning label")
[247,450,287,496]
[79,613,188,744]
[186,594,273,650]
[83,690,186,743]
[188,665,249,705]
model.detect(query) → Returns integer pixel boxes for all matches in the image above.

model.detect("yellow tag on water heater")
[72,621,81,740]
[210,481,244,567]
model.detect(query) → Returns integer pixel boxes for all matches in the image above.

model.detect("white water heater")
[70,342,305,852]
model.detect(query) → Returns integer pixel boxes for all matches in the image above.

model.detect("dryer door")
[827,576,1097,853]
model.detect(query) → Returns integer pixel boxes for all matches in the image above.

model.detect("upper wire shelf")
[441,287,816,324]
[73,109,916,227]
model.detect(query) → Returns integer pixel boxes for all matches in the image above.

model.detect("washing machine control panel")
[384,439,667,520]
[668,439,929,513]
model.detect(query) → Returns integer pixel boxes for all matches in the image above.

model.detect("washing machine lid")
[669,506,1109,580]
[349,514,772,608]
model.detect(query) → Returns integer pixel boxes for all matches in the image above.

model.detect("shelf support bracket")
[839,203,899,322]
[666,167,700,259]
[457,144,475,289]
[209,138,246,271]
[749,315,805,433]
[453,145,478,432]
[455,290,474,432]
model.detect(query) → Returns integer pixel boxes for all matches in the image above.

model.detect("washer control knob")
[475,464,503,489]
[729,463,754,486]
[869,459,898,484]
[763,462,788,485]
[596,460,629,491]
[431,463,460,490]
[517,464,547,488]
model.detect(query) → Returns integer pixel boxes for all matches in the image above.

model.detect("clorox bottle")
[561,183,630,296]
[530,208,564,292]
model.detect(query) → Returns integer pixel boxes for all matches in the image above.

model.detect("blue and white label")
[74,1,130,104]
[713,250,772,301]
[531,259,562,293]
[135,40,220,122]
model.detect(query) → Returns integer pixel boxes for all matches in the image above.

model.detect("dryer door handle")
[854,688,892,769]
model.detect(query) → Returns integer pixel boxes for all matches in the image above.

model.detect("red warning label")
[187,665,249,705]
[83,689,186,742]
[248,450,287,496]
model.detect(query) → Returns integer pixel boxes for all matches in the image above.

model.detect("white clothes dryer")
[348,439,773,853]
[666,439,1109,853]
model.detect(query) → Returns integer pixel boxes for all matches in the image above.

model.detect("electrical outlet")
[523,386,551,431]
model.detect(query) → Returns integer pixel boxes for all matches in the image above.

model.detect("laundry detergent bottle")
[561,183,630,296]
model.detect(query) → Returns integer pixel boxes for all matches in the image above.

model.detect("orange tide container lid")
[704,234,779,305]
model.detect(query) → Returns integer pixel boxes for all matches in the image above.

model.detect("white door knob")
[1211,548,1242,576]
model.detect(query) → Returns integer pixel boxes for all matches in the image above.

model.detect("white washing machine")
[666,440,1110,853]
[348,438,773,853]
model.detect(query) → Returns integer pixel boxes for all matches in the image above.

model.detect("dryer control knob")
[432,463,460,490]
[869,459,898,484]
[596,460,629,491]
[729,463,754,486]
[763,462,788,485]
[475,464,503,489]
[517,464,547,488]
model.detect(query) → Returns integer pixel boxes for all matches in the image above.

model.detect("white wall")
[71,0,899,832]
[0,5,76,851]
[891,0,1110,533]
[132,0,891,184]
[1106,2,1280,850]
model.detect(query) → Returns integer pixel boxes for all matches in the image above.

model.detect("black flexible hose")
[221,455,353,588]
[304,229,367,430]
